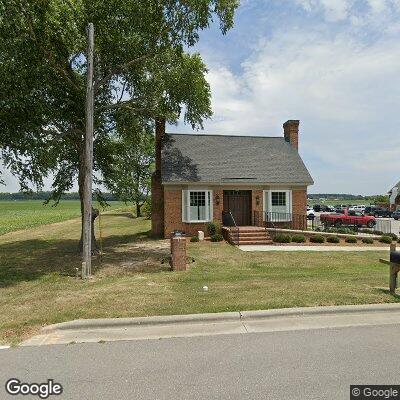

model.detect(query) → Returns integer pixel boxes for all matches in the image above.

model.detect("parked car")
[392,210,400,220]
[320,209,376,228]
[364,206,392,218]
[307,209,316,220]
[348,205,366,213]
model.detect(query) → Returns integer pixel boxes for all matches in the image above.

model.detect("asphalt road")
[2,324,400,400]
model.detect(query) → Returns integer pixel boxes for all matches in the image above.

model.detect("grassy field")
[307,198,375,206]
[0,200,128,235]
[0,211,395,345]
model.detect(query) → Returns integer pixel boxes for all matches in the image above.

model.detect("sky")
[2,0,400,195]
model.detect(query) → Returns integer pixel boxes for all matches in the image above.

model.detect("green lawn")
[0,211,395,345]
[0,200,128,235]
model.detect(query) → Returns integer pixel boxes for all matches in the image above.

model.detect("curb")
[42,312,241,332]
[240,303,400,320]
[41,303,400,333]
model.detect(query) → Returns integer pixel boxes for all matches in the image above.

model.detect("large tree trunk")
[151,118,165,237]
[78,149,99,254]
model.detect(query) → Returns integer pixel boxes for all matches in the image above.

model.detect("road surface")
[1,324,400,399]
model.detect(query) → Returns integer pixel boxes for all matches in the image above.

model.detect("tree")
[0,0,239,251]
[375,195,389,204]
[104,119,154,217]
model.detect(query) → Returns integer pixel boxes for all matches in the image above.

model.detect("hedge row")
[273,234,395,244]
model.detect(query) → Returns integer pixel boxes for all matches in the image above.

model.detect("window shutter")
[182,190,188,222]
[263,190,268,221]
[208,190,213,221]
[287,190,293,215]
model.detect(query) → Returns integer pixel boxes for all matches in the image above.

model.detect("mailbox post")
[379,243,400,294]
[170,231,189,271]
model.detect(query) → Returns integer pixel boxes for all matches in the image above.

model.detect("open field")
[0,200,128,235]
[307,198,376,206]
[0,212,395,345]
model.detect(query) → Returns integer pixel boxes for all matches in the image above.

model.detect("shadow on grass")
[377,288,400,300]
[0,230,169,288]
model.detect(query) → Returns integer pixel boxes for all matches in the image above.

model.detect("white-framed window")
[263,190,292,221]
[182,190,213,223]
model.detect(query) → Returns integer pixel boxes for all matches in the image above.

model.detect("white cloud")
[189,22,400,194]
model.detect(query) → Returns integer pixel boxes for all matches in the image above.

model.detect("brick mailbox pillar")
[170,236,188,271]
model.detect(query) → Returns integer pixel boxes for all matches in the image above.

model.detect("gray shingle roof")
[161,133,314,185]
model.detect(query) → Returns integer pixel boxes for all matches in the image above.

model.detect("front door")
[223,190,252,226]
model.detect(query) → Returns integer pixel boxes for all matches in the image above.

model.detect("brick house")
[151,119,313,238]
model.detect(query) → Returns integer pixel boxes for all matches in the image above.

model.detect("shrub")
[210,233,224,242]
[380,236,393,244]
[273,234,291,243]
[337,227,356,235]
[310,235,325,243]
[345,236,357,243]
[362,237,374,244]
[327,236,340,243]
[190,236,199,243]
[141,199,151,219]
[206,221,221,236]
[291,235,306,243]
[387,233,398,241]
[373,230,384,235]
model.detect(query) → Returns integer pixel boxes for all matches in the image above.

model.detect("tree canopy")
[1,0,238,190]
[0,0,239,248]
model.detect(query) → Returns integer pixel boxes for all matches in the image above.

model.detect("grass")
[0,200,128,235]
[0,212,396,345]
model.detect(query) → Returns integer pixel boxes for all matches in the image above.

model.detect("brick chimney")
[283,120,299,150]
[151,118,165,237]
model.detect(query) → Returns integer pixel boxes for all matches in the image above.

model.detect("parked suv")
[364,206,392,218]
[392,210,400,220]
[348,205,366,213]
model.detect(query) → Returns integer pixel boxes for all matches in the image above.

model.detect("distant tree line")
[308,193,388,201]
[0,191,118,201]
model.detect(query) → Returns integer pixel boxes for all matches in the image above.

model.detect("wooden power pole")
[82,22,94,279]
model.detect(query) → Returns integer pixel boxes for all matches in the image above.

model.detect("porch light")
[216,194,220,205]
[256,195,260,206]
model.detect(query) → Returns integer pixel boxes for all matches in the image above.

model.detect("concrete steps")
[224,227,273,246]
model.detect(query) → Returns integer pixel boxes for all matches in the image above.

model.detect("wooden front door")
[223,190,252,226]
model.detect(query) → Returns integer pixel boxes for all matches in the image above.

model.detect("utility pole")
[82,22,94,279]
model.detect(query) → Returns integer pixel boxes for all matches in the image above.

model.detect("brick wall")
[251,189,263,224]
[292,188,307,215]
[163,186,308,237]
[163,187,212,238]
[213,188,224,222]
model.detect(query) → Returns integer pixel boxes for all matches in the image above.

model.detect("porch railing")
[222,210,240,245]
[253,211,309,231]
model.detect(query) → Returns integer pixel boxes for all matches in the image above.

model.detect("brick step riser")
[229,230,268,234]
[236,241,273,245]
[230,233,271,239]
[229,232,270,237]
[228,235,272,240]
[231,237,271,242]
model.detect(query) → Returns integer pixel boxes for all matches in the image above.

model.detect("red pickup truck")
[320,210,376,228]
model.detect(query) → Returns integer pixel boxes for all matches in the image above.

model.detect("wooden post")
[82,22,94,279]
